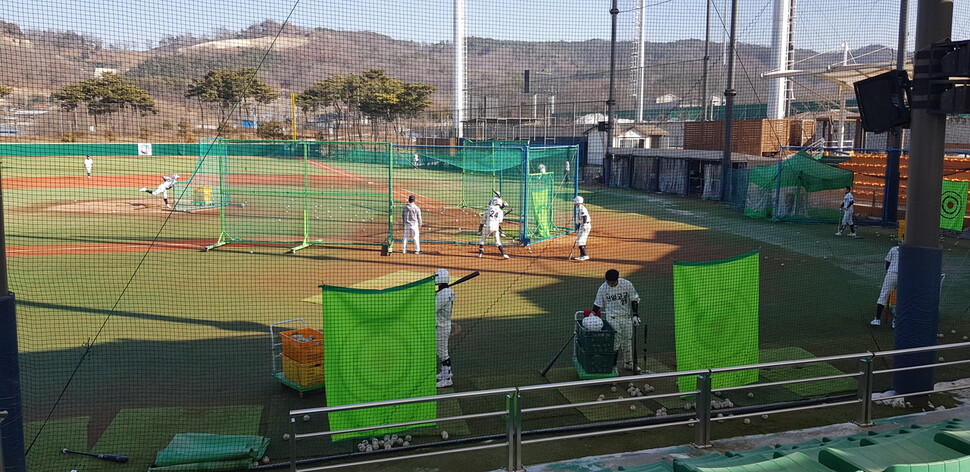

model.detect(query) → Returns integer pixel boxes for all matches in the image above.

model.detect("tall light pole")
[605,0,619,185]
[454,0,466,140]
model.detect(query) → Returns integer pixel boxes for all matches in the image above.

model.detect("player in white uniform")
[435,269,456,388]
[478,201,509,259]
[836,186,856,237]
[872,242,900,327]
[573,196,591,261]
[140,173,179,208]
[401,195,423,254]
[83,156,94,178]
[592,269,641,371]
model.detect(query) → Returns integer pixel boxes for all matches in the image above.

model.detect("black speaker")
[853,70,911,133]
[597,121,608,132]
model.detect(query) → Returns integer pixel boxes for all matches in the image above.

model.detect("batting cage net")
[187,139,579,250]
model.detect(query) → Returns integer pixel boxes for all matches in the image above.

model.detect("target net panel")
[392,142,579,246]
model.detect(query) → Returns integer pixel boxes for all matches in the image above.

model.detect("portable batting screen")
[190,138,579,251]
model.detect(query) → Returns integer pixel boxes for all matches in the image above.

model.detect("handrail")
[285,341,970,472]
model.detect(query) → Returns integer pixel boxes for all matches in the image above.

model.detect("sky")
[0,0,964,53]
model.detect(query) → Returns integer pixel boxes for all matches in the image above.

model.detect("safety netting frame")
[195,138,394,252]
[191,138,579,251]
[743,152,854,222]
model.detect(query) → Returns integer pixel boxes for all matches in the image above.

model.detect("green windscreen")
[941,179,968,231]
[674,250,760,392]
[322,277,437,441]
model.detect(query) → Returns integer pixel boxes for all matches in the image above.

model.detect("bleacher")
[520,415,970,472]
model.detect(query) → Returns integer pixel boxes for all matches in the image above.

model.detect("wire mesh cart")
[572,311,618,380]
[270,318,325,396]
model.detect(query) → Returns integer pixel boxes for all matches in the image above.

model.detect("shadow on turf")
[19,299,266,333]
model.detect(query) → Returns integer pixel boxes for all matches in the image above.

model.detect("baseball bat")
[539,331,576,377]
[438,271,480,291]
[61,448,129,463]
[632,320,639,373]
[567,238,578,260]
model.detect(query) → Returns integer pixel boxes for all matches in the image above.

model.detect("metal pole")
[693,374,712,448]
[701,0,712,121]
[883,0,909,224]
[856,358,874,426]
[720,0,739,202]
[605,0,619,186]
[454,0,466,140]
[0,158,23,472]
[894,0,951,395]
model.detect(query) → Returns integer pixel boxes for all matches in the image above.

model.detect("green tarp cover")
[748,154,853,192]
[674,250,760,392]
[150,433,269,471]
[940,179,968,231]
[323,277,437,441]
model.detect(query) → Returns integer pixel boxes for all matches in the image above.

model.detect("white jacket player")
[478,202,509,259]
[872,243,900,327]
[435,269,456,388]
[836,186,856,237]
[83,156,94,178]
[401,195,423,254]
[573,196,591,261]
[592,269,641,372]
[140,174,180,209]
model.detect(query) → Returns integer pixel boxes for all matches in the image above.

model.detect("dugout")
[607,148,773,199]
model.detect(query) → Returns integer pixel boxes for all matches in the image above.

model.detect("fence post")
[505,391,523,472]
[693,373,712,448]
[856,357,874,426]
[288,416,297,472]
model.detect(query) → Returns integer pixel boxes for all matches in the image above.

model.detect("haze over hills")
[0,18,892,115]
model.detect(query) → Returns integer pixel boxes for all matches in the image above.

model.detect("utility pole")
[720,0,739,202]
[893,0,951,395]
[605,0,619,186]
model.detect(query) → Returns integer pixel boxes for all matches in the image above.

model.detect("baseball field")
[9,152,970,471]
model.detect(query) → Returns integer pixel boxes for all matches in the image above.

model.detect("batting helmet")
[408,195,416,202]
[435,268,450,285]
[581,315,604,332]
[573,196,584,204]
[172,174,180,180]
[489,197,502,207]
[494,190,501,197]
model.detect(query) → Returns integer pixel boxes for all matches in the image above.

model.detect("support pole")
[0,165,24,472]
[883,0,910,224]
[894,0,952,395]
[720,0,739,202]
[604,0,619,186]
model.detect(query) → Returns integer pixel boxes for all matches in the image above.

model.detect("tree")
[50,73,157,128]
[0,86,12,98]
[185,68,277,123]
[296,70,434,140]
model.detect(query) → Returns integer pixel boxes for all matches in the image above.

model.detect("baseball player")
[139,173,180,208]
[478,200,509,259]
[872,241,900,327]
[573,195,591,261]
[435,269,456,388]
[836,186,856,237]
[401,195,423,254]
[592,269,641,372]
[83,156,94,178]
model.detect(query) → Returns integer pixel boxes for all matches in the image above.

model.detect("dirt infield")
[3,174,165,189]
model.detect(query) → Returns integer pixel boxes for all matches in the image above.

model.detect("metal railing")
[284,341,970,472]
